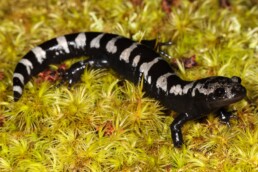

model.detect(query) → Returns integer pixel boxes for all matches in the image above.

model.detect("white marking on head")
[189,77,243,100]
[139,57,160,81]
[56,36,70,53]
[120,43,138,63]
[90,33,105,48]
[224,86,237,99]
[156,72,174,92]
[191,82,217,97]
[106,36,121,54]
[13,73,24,85]
[75,33,86,49]
[132,55,141,67]
[13,85,23,95]
[169,84,183,95]
[32,46,46,64]
[19,59,33,75]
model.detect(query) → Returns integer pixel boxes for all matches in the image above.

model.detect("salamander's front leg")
[170,113,195,148]
[216,108,234,126]
[60,56,109,87]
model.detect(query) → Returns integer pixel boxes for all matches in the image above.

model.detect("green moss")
[0,0,257,171]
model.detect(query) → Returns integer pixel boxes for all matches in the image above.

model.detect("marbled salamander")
[13,32,246,147]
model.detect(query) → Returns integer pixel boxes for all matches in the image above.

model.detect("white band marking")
[13,85,23,94]
[75,33,86,49]
[90,33,105,48]
[32,46,46,64]
[13,73,24,85]
[169,84,183,95]
[132,55,141,67]
[156,72,174,92]
[182,82,194,94]
[56,36,70,53]
[139,58,160,81]
[19,59,33,75]
[120,43,138,63]
[106,36,121,54]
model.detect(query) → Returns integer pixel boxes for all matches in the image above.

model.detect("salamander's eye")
[231,76,241,83]
[215,88,225,96]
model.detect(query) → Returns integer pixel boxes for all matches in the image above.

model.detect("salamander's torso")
[13,32,246,147]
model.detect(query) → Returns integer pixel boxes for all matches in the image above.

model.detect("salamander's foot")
[58,61,86,88]
[156,41,172,59]
[216,108,235,127]
[140,39,172,58]
[171,126,183,148]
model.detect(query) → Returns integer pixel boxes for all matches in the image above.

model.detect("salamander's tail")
[13,32,90,101]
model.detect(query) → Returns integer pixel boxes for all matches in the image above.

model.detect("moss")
[0,0,257,171]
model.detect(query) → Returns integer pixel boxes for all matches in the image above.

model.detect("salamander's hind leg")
[140,39,172,58]
[59,55,109,88]
[157,41,173,58]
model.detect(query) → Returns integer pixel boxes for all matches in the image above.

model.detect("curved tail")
[13,32,97,101]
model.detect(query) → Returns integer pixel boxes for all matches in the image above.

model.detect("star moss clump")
[0,0,257,171]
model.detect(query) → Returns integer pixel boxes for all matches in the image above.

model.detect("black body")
[13,32,246,147]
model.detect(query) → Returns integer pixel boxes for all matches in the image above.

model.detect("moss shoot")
[0,0,257,171]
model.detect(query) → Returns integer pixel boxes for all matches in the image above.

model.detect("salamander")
[13,32,246,147]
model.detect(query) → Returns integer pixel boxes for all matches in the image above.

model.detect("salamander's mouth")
[209,94,245,108]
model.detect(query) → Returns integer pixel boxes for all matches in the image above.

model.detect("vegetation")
[0,0,257,171]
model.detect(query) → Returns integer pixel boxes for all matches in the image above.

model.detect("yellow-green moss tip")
[0,0,257,171]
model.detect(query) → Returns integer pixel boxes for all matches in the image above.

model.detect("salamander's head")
[194,76,246,109]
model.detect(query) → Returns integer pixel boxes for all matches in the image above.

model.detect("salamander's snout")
[234,84,246,92]
[233,84,246,97]
[231,76,246,97]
